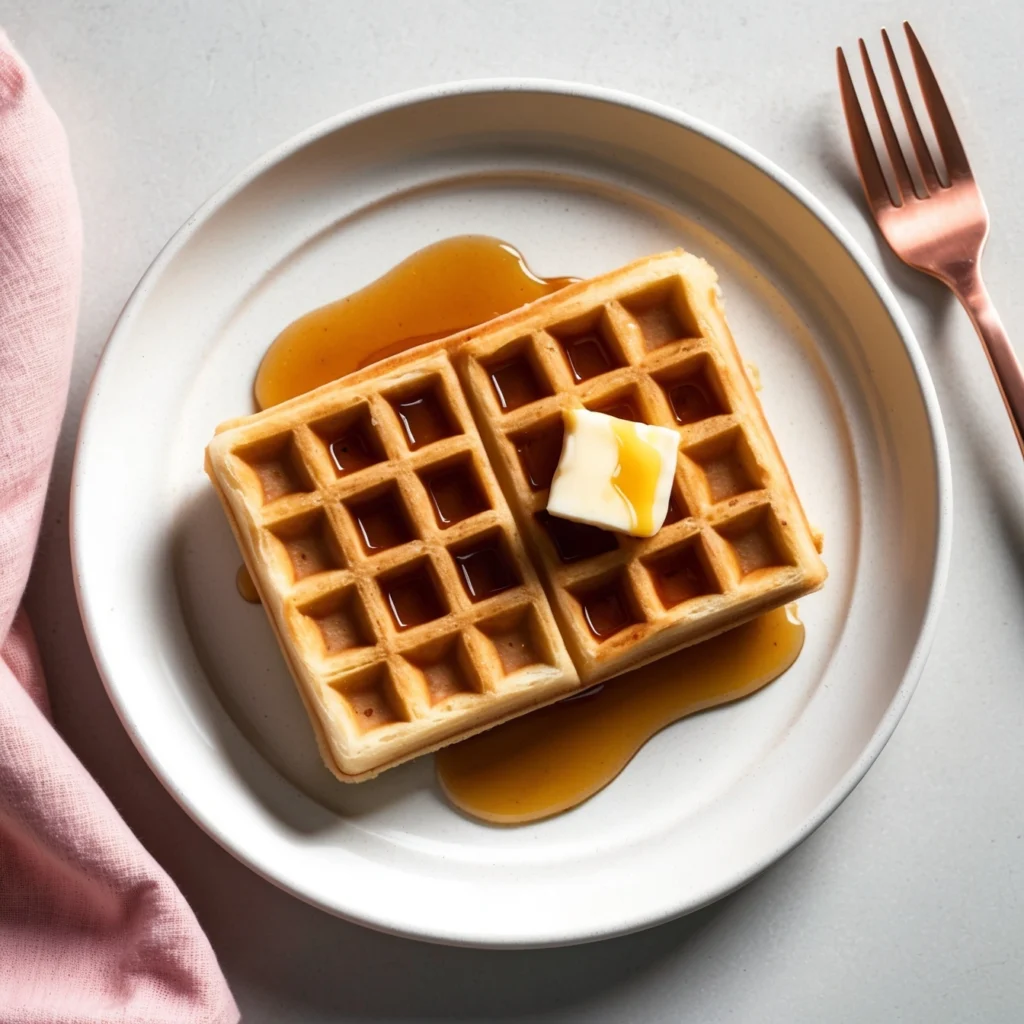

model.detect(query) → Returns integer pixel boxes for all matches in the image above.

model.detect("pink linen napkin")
[0,32,239,1024]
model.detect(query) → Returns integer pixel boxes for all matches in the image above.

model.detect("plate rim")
[70,77,953,946]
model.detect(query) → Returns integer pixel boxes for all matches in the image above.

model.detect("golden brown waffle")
[206,249,827,781]
[206,350,580,780]
[454,251,827,680]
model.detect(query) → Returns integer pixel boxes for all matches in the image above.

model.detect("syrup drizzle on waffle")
[211,237,824,808]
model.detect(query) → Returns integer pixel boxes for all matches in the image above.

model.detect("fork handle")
[952,271,1024,458]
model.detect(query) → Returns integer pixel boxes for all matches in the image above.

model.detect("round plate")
[72,81,951,947]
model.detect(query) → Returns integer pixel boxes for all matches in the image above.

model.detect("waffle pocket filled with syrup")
[206,249,827,780]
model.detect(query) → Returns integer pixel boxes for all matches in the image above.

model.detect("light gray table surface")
[7,1,1024,1020]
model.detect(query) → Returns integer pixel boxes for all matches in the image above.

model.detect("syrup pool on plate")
[437,606,804,824]
[253,234,576,409]
[238,234,807,824]
[235,564,260,603]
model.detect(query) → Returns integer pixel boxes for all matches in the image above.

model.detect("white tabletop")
[9,0,1024,1019]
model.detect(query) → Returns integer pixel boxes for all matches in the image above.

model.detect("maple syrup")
[576,575,638,640]
[241,235,807,825]
[421,461,488,528]
[390,389,456,450]
[488,355,548,411]
[560,332,615,382]
[346,487,413,554]
[609,418,662,537]
[668,379,718,425]
[452,537,518,601]
[437,606,805,824]
[382,562,446,630]
[535,511,618,564]
[235,564,261,603]
[254,235,575,409]
[326,418,383,475]
[513,425,565,491]
[238,234,571,603]
[591,396,642,422]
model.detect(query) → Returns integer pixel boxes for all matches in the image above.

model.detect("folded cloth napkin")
[0,32,239,1024]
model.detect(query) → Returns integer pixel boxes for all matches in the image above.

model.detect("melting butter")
[547,408,678,538]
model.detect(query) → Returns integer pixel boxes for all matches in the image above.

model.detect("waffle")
[206,249,827,781]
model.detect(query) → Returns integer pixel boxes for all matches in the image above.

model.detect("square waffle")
[206,351,580,780]
[455,251,827,680]
[206,249,827,780]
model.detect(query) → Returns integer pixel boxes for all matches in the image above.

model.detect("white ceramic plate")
[72,81,951,947]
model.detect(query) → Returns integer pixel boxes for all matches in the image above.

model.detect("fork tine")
[881,28,941,194]
[859,38,916,201]
[837,47,894,214]
[904,22,972,181]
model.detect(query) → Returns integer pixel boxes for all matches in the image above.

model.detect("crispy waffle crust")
[206,250,827,780]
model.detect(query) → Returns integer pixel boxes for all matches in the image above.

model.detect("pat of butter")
[547,408,679,538]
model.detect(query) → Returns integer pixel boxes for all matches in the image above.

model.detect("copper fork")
[838,21,1024,455]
